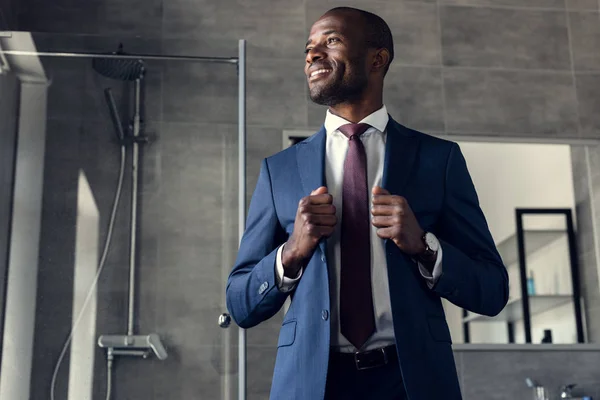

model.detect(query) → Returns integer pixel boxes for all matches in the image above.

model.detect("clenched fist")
[282,187,337,277]
[371,186,426,256]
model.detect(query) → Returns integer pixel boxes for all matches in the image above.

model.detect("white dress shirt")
[275,105,442,352]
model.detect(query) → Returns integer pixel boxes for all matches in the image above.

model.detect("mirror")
[444,141,596,345]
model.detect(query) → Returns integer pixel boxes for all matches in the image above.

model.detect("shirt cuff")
[417,243,443,289]
[275,243,303,292]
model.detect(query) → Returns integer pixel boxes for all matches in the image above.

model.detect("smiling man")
[226,7,508,400]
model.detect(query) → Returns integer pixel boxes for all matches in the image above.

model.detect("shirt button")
[320,254,326,263]
[321,310,329,321]
[258,282,268,294]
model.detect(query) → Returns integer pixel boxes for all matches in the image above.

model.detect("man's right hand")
[282,186,336,277]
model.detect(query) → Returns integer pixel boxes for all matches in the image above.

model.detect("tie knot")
[338,123,371,139]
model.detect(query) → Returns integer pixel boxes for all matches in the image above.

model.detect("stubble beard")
[309,64,368,107]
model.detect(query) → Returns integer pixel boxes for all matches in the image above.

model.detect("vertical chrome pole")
[237,39,247,400]
[127,77,142,336]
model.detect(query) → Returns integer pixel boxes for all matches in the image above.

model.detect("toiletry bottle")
[527,270,536,296]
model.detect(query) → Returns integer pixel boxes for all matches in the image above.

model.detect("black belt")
[331,345,397,370]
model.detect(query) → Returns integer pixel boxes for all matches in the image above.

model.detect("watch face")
[425,232,440,252]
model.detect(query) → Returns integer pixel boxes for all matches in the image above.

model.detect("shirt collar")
[324,105,389,135]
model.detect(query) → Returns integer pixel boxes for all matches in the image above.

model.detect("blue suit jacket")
[226,118,508,400]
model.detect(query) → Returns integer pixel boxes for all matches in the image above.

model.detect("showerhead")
[92,43,145,81]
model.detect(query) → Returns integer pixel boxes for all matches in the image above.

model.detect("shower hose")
[50,145,126,400]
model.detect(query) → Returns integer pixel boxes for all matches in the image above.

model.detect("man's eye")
[304,48,312,54]
[328,37,340,44]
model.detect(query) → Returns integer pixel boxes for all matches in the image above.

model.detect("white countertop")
[452,344,600,351]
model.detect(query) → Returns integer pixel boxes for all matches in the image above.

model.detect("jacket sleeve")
[225,158,290,329]
[433,143,509,317]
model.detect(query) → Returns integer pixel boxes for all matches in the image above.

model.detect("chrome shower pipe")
[237,39,247,400]
[127,77,142,336]
[0,50,238,64]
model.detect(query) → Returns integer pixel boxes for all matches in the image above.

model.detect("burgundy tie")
[338,123,375,350]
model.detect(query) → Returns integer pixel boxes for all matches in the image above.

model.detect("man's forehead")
[308,12,362,39]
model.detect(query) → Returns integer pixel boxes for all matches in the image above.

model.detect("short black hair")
[327,7,395,73]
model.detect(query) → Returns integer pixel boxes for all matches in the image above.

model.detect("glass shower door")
[0,34,247,400]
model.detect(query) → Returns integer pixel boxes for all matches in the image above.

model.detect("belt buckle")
[354,348,388,370]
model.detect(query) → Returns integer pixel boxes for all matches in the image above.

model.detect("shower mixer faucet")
[98,333,168,360]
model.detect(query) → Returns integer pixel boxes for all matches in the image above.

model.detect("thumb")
[372,186,390,195]
[311,186,328,196]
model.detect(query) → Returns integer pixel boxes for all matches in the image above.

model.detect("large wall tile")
[246,58,307,129]
[440,0,565,8]
[444,69,579,136]
[163,0,305,60]
[567,0,599,10]
[575,74,600,137]
[19,0,162,36]
[247,346,277,399]
[246,126,288,204]
[306,1,441,66]
[18,2,99,34]
[307,94,327,129]
[162,62,238,124]
[162,59,306,129]
[384,66,445,132]
[569,12,600,72]
[441,6,571,70]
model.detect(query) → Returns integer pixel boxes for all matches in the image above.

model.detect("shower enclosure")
[0,32,259,400]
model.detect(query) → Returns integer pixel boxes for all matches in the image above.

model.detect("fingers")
[371,204,403,216]
[372,194,406,206]
[301,213,337,227]
[371,215,397,228]
[299,194,333,209]
[307,223,335,236]
[375,226,396,240]
[372,186,390,196]
[309,204,336,215]
[311,186,329,196]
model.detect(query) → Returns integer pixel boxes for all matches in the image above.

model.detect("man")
[226,7,508,400]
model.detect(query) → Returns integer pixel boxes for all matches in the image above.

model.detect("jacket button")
[258,282,268,294]
[321,310,329,321]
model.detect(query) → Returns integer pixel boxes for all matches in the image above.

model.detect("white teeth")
[310,69,331,78]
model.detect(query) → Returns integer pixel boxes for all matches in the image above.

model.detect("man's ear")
[372,48,390,72]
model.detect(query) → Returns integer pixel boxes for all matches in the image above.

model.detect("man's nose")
[306,45,326,65]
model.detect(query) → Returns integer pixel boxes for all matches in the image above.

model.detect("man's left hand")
[371,186,425,255]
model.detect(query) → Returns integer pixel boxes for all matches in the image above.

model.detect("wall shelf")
[496,229,565,267]
[463,295,573,323]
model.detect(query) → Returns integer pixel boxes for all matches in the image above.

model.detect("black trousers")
[324,352,408,400]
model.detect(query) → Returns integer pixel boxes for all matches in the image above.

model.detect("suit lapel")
[296,125,326,195]
[382,118,420,196]
[296,126,327,254]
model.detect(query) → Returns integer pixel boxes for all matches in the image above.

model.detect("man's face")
[304,12,370,106]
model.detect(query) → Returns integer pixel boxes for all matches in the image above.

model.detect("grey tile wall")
[440,0,566,8]
[572,145,600,343]
[567,0,600,10]
[444,69,578,136]
[569,12,600,72]
[576,74,600,137]
[16,0,600,399]
[440,6,571,70]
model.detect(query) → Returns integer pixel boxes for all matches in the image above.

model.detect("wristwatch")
[419,231,440,262]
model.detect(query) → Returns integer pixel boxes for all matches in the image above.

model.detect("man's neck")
[328,101,384,124]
